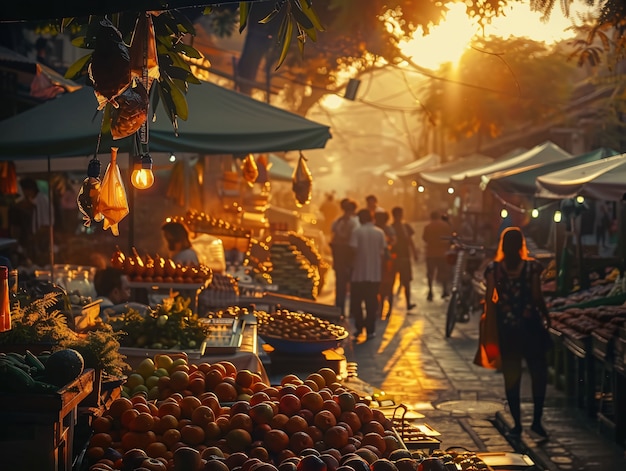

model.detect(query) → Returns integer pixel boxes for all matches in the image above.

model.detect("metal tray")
[201,317,245,354]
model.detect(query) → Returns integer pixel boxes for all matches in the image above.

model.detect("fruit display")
[84,357,490,471]
[549,304,626,341]
[255,309,348,342]
[111,246,213,285]
[182,210,251,238]
[198,273,241,313]
[108,297,212,350]
[546,283,615,310]
[0,348,83,393]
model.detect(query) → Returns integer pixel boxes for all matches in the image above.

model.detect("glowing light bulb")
[131,154,154,190]
[553,210,562,223]
[500,208,508,219]
[417,185,425,193]
[169,153,176,162]
[576,195,585,204]
[447,187,454,194]
[531,208,539,218]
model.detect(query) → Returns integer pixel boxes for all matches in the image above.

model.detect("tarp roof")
[536,152,626,201]
[385,153,441,181]
[484,147,619,195]
[418,154,493,185]
[0,81,331,159]
[451,141,572,184]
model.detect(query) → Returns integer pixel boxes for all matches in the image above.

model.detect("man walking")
[390,206,419,313]
[349,208,386,341]
[422,210,452,301]
[330,198,359,316]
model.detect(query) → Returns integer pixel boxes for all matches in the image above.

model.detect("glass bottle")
[0,266,11,332]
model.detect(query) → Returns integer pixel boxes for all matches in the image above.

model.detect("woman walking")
[483,227,551,439]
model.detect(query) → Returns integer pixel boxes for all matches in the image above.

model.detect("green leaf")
[239,1,251,33]
[164,75,189,121]
[289,0,314,29]
[64,53,92,80]
[275,15,293,70]
[259,8,279,24]
[170,9,196,35]
[71,36,87,48]
[173,43,203,59]
[299,0,325,31]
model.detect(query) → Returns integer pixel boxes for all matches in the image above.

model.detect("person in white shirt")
[94,267,148,322]
[161,221,200,266]
[349,208,386,341]
[18,177,53,266]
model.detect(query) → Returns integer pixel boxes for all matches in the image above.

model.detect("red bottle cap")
[0,266,7,279]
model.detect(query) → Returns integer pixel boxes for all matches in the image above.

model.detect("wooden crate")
[0,369,94,471]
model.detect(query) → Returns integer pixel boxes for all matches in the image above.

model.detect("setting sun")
[398,1,592,71]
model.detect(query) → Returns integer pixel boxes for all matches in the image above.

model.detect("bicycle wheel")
[445,291,459,338]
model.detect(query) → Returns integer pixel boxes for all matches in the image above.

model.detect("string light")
[447,187,455,194]
[531,208,539,218]
[131,153,154,190]
[553,210,562,223]
[575,195,585,204]
[500,208,509,219]
[417,185,425,193]
[169,152,176,162]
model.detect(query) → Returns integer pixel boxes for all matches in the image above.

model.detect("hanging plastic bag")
[77,157,103,227]
[292,152,312,207]
[96,147,129,236]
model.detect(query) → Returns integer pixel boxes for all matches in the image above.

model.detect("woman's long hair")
[494,226,533,267]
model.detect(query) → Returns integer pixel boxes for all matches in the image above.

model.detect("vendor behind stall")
[161,221,200,266]
[94,267,148,321]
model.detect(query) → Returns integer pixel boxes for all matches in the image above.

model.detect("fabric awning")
[0,81,331,159]
[484,147,619,195]
[418,154,493,185]
[452,141,572,184]
[536,153,626,201]
[384,153,441,181]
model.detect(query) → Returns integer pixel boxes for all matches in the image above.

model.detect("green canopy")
[0,81,331,159]
[484,147,619,196]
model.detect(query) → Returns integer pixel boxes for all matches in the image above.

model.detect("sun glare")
[399,3,476,70]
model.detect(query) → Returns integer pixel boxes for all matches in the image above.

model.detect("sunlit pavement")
[314,221,626,469]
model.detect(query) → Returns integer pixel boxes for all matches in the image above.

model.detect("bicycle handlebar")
[441,234,485,252]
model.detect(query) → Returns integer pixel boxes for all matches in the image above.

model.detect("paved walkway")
[304,222,626,470]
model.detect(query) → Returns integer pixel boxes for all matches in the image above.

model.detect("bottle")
[0,266,11,332]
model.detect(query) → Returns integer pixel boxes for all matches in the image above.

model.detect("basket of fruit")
[255,308,348,354]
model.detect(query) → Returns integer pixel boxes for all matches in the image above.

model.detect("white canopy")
[419,154,493,185]
[536,152,626,201]
[385,153,441,181]
[451,141,572,184]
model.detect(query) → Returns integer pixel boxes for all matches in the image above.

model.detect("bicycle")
[444,233,486,338]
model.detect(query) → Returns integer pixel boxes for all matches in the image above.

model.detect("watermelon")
[44,349,85,387]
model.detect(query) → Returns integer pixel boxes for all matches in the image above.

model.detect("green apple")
[137,358,156,379]
[125,373,145,390]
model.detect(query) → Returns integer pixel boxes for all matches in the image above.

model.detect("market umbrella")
[484,147,619,196]
[0,81,331,159]
[536,152,626,201]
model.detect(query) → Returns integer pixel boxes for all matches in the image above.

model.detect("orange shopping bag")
[96,147,129,236]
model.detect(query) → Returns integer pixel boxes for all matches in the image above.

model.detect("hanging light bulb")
[131,153,154,189]
[169,152,176,163]
[531,208,539,218]
[417,185,425,193]
[575,195,585,204]
[447,187,455,194]
[500,208,508,219]
[553,210,562,223]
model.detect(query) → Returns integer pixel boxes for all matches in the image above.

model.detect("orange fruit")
[303,379,319,392]
[130,412,155,433]
[89,432,112,449]
[339,411,362,434]
[235,370,254,389]
[251,381,269,393]
[300,391,324,414]
[162,428,182,449]
[214,381,238,402]
[180,424,205,446]
[294,384,313,398]
[280,374,301,386]
[158,401,181,420]
[317,368,338,387]
[156,414,179,434]
[121,430,156,451]
[229,412,254,433]
[322,399,342,419]
[92,416,113,433]
[324,425,349,449]
[354,404,374,425]
[108,397,133,419]
[180,395,202,419]
[284,414,309,435]
[217,361,237,378]
[263,429,289,453]
[270,413,290,430]
[145,441,169,459]
[85,446,105,462]
[305,373,326,390]
[313,409,337,431]
[120,408,140,429]
[170,371,190,392]
[360,433,386,456]
[278,394,301,416]
[191,405,215,428]
[225,428,253,452]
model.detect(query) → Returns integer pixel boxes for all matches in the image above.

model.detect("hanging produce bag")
[96,147,129,236]
[88,18,131,110]
[241,153,259,187]
[77,158,103,227]
[292,152,312,207]
[129,12,159,91]
[110,79,149,139]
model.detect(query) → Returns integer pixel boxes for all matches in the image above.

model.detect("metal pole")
[47,155,54,280]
